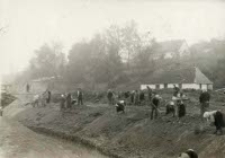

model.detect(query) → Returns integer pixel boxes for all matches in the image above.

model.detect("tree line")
[15,21,225,89]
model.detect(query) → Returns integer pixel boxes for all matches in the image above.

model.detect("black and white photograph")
[0,0,225,158]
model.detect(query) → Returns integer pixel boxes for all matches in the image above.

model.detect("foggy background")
[0,0,225,76]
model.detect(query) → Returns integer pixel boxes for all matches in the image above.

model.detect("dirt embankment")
[6,91,225,158]
[1,92,16,107]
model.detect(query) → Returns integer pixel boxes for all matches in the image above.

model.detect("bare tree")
[28,42,66,79]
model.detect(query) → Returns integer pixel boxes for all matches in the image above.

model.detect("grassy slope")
[10,90,225,158]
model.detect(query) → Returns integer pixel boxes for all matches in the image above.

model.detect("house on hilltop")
[140,67,213,90]
[152,40,191,60]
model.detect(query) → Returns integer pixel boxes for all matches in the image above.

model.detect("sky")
[0,0,225,76]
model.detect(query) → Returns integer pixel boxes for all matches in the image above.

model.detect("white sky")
[0,0,225,76]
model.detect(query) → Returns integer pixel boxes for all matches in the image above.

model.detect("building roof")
[31,76,62,82]
[195,68,213,84]
[142,67,212,84]
[153,40,185,54]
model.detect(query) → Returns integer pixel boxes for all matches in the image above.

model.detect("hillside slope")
[4,91,225,158]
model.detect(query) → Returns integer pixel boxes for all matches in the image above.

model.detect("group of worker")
[26,82,53,107]
[107,88,151,106]
[59,88,83,110]
[28,81,84,110]
[25,84,225,156]
[141,86,188,120]
[32,89,52,107]
[62,86,225,136]
[108,86,211,121]
[30,84,211,122]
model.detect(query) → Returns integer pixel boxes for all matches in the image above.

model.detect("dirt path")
[0,117,108,158]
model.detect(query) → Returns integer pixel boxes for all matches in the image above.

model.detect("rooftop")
[141,67,212,84]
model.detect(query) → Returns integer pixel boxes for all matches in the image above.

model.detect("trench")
[0,117,109,158]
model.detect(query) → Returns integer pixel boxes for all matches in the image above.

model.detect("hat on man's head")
[185,149,198,158]
[178,149,198,158]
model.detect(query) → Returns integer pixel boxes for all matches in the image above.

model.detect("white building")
[140,67,213,90]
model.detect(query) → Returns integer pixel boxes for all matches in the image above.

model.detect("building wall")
[182,83,200,89]
[168,84,178,88]
[208,84,213,90]
[140,84,156,90]
[201,84,207,90]
[141,83,213,90]
[159,84,164,89]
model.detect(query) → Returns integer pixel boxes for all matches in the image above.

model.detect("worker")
[147,86,153,101]
[107,89,113,105]
[178,149,198,158]
[26,83,30,93]
[115,100,126,114]
[203,110,225,135]
[60,94,66,111]
[151,94,161,120]
[177,99,186,119]
[77,88,83,106]
[166,101,175,117]
[46,90,51,104]
[0,106,3,116]
[139,90,145,105]
[199,89,210,117]
[66,93,72,108]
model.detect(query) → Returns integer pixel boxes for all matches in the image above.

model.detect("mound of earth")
[1,92,16,107]
[5,90,225,158]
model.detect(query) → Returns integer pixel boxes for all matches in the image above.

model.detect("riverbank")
[5,93,225,158]
[0,117,108,158]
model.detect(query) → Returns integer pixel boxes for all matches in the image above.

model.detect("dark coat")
[60,97,66,109]
[166,104,175,115]
[199,92,210,103]
[26,84,30,92]
[214,111,225,130]
[177,103,186,118]
[107,91,113,99]
[46,91,51,103]
[124,91,130,99]
[66,93,72,108]
[77,91,83,99]
[173,87,180,97]
[130,93,134,103]
[185,150,198,158]
[139,92,145,101]
[116,101,125,113]
[152,97,160,107]
[147,87,152,100]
